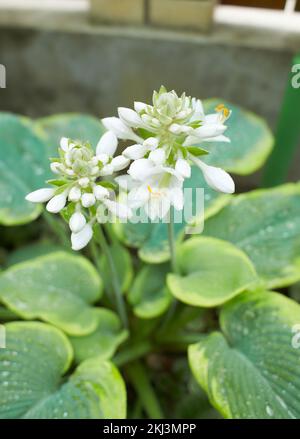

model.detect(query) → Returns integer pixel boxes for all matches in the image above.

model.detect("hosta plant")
[0,87,300,420]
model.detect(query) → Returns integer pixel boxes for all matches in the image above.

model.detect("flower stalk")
[94,225,129,329]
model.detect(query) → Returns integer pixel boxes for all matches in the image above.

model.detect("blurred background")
[0,0,299,188]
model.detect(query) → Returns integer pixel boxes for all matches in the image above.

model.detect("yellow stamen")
[147,185,153,193]
[215,104,225,112]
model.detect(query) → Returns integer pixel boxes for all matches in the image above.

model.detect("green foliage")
[168,237,258,307]
[0,114,50,225]
[0,252,103,335]
[1,103,300,420]
[189,291,300,419]
[69,308,128,363]
[204,184,300,288]
[128,263,172,318]
[0,322,126,419]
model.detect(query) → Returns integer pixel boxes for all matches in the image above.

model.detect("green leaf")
[6,241,64,266]
[0,321,126,419]
[204,183,300,288]
[0,113,50,225]
[35,113,105,155]
[167,237,258,307]
[202,99,274,175]
[69,308,128,363]
[189,290,300,419]
[186,146,209,157]
[114,166,229,264]
[128,263,172,319]
[99,243,133,293]
[0,252,103,335]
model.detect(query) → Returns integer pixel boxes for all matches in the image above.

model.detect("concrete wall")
[0,24,297,186]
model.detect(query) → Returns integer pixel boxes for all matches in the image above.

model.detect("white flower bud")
[175,158,191,178]
[118,107,144,128]
[46,193,67,213]
[81,193,96,208]
[99,164,114,176]
[93,185,109,200]
[102,117,143,143]
[96,153,109,165]
[69,212,86,233]
[68,186,81,202]
[71,223,93,251]
[192,157,235,194]
[123,144,147,160]
[103,199,132,220]
[143,137,159,150]
[134,101,147,113]
[169,124,181,134]
[111,155,130,172]
[50,162,62,174]
[96,131,118,157]
[60,137,69,152]
[78,177,89,188]
[149,148,166,166]
[25,188,55,203]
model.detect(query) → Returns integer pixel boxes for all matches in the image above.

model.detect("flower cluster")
[103,86,235,220]
[26,87,235,250]
[26,136,131,250]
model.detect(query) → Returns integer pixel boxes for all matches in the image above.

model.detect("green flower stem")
[167,207,178,274]
[42,211,69,248]
[114,340,153,368]
[94,225,128,329]
[125,360,164,419]
[160,208,179,330]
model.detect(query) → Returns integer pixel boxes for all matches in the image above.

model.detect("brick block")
[90,0,145,25]
[149,0,217,32]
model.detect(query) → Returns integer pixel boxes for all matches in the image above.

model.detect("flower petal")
[46,193,67,213]
[104,199,132,219]
[71,223,93,251]
[25,188,55,203]
[102,117,143,143]
[175,158,191,178]
[123,144,148,160]
[96,131,118,157]
[134,101,148,113]
[192,157,235,194]
[111,155,130,172]
[93,185,109,200]
[68,186,81,202]
[81,193,96,208]
[118,107,144,129]
[128,158,156,181]
[69,212,86,233]
[149,148,166,166]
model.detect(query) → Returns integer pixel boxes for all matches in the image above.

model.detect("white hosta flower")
[46,192,68,213]
[102,117,143,143]
[69,211,86,233]
[71,223,93,251]
[191,156,235,194]
[93,185,109,200]
[175,158,191,178]
[103,199,132,220]
[123,144,148,160]
[25,188,55,203]
[96,131,118,157]
[111,155,130,172]
[118,107,145,129]
[68,186,81,202]
[149,149,166,166]
[127,168,184,220]
[81,193,96,208]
